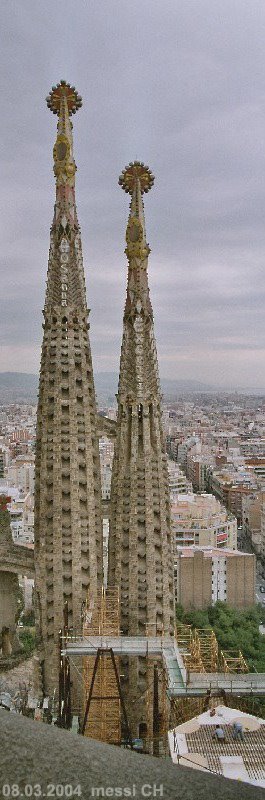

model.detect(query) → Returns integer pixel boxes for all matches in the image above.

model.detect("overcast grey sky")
[1,0,265,388]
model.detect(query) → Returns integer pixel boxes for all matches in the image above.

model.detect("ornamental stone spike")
[34,83,103,697]
[119,161,154,253]
[108,161,175,741]
[46,81,82,188]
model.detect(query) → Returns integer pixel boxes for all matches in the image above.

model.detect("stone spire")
[109,160,175,638]
[34,82,103,695]
[45,81,84,308]
[120,162,154,327]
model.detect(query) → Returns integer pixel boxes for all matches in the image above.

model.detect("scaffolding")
[143,622,169,750]
[171,625,218,724]
[193,629,219,673]
[170,697,204,728]
[59,608,253,746]
[82,587,122,744]
[219,650,249,674]
[176,624,203,672]
[176,624,247,676]
[57,603,171,753]
[171,623,249,726]
[175,624,219,673]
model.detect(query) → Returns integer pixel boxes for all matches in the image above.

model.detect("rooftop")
[169,705,265,788]
[176,545,253,559]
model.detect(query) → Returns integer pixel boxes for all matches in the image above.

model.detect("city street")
[256,583,265,604]
[256,562,265,604]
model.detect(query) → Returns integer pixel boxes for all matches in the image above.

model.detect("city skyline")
[2,1,265,388]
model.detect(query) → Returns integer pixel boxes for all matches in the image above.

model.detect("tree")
[176,601,265,672]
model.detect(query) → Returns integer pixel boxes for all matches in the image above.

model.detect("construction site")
[4,80,262,771]
[57,586,265,756]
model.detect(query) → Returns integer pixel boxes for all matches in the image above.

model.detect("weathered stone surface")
[34,84,103,695]
[108,163,175,737]
[0,656,34,695]
[0,509,34,577]
[0,710,262,800]
[0,509,33,654]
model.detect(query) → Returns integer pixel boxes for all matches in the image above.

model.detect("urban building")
[0,449,4,478]
[242,492,263,554]
[177,436,201,472]
[167,460,192,498]
[99,436,114,501]
[0,485,34,544]
[261,499,265,561]
[171,492,237,550]
[245,457,265,484]
[210,469,257,523]
[174,545,255,609]
[7,455,35,494]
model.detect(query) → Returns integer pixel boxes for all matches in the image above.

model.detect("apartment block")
[7,456,35,494]
[260,497,265,560]
[167,460,192,498]
[171,492,237,550]
[242,492,263,553]
[210,470,257,523]
[175,546,256,609]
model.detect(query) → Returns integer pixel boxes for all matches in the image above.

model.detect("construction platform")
[62,633,265,697]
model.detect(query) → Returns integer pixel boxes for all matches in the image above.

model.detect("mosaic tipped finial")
[46,81,82,187]
[46,80,82,116]
[119,161,154,194]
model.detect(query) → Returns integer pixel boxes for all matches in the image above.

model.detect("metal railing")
[168,675,265,695]
[62,633,170,655]
[61,631,265,696]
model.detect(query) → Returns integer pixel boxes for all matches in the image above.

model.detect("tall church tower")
[34,82,102,694]
[108,162,175,737]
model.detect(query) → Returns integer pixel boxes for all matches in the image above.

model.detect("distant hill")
[0,371,214,404]
[0,372,263,403]
[0,373,38,402]
[161,378,214,395]
[93,374,216,402]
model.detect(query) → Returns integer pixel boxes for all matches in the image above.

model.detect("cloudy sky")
[1,0,265,389]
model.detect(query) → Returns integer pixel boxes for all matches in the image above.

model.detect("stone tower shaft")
[109,162,175,640]
[34,82,102,694]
